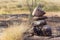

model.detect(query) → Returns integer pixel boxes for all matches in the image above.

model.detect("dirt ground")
[0,12,60,40]
[45,12,60,17]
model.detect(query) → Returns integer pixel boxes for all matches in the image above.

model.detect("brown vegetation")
[0,22,31,40]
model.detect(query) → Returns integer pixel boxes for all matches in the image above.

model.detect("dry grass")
[0,0,60,14]
[0,22,31,40]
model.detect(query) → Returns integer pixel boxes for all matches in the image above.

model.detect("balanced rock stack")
[32,6,52,36]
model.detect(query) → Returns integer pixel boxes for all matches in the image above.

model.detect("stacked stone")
[32,7,52,36]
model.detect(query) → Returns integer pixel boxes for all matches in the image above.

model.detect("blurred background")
[0,0,60,40]
[0,0,60,15]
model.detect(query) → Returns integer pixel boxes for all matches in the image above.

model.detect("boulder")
[32,6,45,17]
[32,20,47,26]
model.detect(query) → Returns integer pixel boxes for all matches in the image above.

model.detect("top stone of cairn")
[32,5,46,17]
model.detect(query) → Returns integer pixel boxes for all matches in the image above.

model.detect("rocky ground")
[24,36,60,40]
[0,14,60,40]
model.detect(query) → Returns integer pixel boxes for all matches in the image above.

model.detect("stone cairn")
[32,6,52,36]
